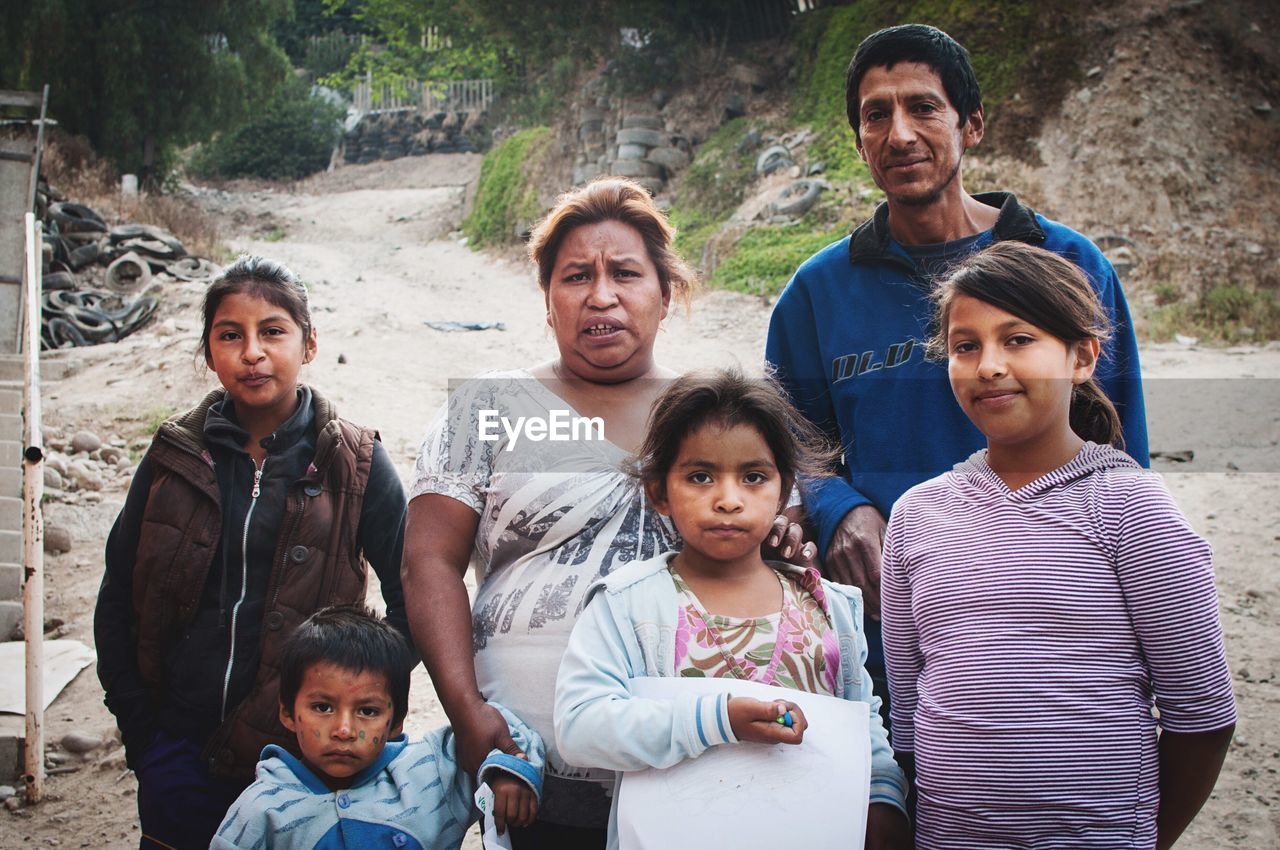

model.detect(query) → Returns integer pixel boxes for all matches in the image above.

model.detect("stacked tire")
[342,109,489,162]
[34,186,217,350]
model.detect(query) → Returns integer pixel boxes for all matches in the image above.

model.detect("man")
[765,24,1149,712]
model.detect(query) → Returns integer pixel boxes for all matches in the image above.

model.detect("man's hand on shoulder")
[823,505,886,619]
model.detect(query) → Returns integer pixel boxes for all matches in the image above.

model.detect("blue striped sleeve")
[689,692,736,750]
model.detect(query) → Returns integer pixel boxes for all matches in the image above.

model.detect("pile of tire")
[41,288,159,350]
[35,186,218,350]
[342,109,486,164]
[571,104,693,197]
[607,115,680,197]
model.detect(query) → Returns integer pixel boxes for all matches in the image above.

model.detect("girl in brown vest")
[94,255,409,850]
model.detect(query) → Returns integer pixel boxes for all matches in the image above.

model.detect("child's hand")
[728,697,807,745]
[489,773,538,834]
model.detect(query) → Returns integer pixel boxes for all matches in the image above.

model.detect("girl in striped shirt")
[881,241,1235,849]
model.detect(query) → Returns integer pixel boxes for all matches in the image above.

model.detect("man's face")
[855,61,983,208]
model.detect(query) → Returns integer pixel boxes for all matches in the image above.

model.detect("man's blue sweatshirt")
[765,193,1149,665]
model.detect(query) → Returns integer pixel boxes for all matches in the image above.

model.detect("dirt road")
[3,154,1276,847]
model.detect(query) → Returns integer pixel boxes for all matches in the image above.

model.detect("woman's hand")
[456,701,524,777]
[402,495,497,773]
[728,698,807,745]
[762,507,818,570]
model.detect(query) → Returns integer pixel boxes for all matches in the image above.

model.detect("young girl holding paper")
[882,242,1235,849]
[554,368,909,848]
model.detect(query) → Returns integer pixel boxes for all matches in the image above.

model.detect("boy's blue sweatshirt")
[765,192,1149,664]
[554,553,907,850]
[212,702,543,850]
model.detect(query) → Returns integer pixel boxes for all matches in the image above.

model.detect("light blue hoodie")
[555,552,907,847]
[212,702,543,850]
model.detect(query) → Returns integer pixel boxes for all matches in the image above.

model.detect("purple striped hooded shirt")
[882,442,1235,849]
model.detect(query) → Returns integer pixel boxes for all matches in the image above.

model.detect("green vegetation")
[670,118,762,263]
[462,127,554,248]
[1152,282,1182,307]
[190,80,344,180]
[708,221,849,297]
[322,1,789,107]
[1147,285,1280,344]
[666,110,866,299]
[140,405,178,437]
[504,55,581,130]
[680,119,760,221]
[790,4,878,181]
[4,0,292,180]
[273,0,365,65]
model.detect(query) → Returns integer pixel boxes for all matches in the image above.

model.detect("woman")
[402,179,809,847]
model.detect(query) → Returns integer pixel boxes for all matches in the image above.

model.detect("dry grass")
[118,193,225,261]
[39,131,116,199]
[40,130,227,261]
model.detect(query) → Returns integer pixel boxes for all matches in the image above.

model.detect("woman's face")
[546,220,670,384]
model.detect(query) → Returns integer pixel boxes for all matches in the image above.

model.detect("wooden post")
[21,211,45,804]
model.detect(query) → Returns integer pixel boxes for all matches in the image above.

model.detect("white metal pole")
[21,211,45,804]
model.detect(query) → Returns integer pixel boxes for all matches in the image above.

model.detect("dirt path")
[3,155,1276,847]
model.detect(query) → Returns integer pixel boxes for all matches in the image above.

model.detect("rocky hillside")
[1025,0,1278,337]
[462,0,1279,341]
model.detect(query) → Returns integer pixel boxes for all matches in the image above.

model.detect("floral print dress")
[669,562,840,696]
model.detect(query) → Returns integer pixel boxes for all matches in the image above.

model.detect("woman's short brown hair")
[527,178,697,307]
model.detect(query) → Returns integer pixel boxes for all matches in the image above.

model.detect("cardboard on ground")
[618,676,871,849]
[0,639,96,714]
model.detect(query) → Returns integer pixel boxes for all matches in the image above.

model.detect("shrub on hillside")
[191,81,344,180]
[462,127,553,247]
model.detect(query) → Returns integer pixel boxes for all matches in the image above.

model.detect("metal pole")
[21,211,44,804]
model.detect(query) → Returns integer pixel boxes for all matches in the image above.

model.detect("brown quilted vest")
[130,387,376,781]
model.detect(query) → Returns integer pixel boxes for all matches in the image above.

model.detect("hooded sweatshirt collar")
[953,441,1141,501]
[204,385,315,456]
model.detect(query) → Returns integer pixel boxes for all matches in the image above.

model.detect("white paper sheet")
[618,677,870,850]
[0,639,96,714]
[474,781,515,850]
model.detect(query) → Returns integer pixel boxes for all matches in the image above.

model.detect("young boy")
[212,605,543,850]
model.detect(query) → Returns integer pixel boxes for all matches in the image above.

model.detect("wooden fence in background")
[352,75,494,115]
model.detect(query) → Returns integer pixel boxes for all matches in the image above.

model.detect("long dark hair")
[928,241,1123,448]
[635,367,839,504]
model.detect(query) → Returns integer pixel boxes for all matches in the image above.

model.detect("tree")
[4,0,292,181]
[321,0,785,90]
[191,77,344,180]
[274,0,365,64]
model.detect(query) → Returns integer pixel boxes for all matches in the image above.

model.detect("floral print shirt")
[669,563,839,696]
